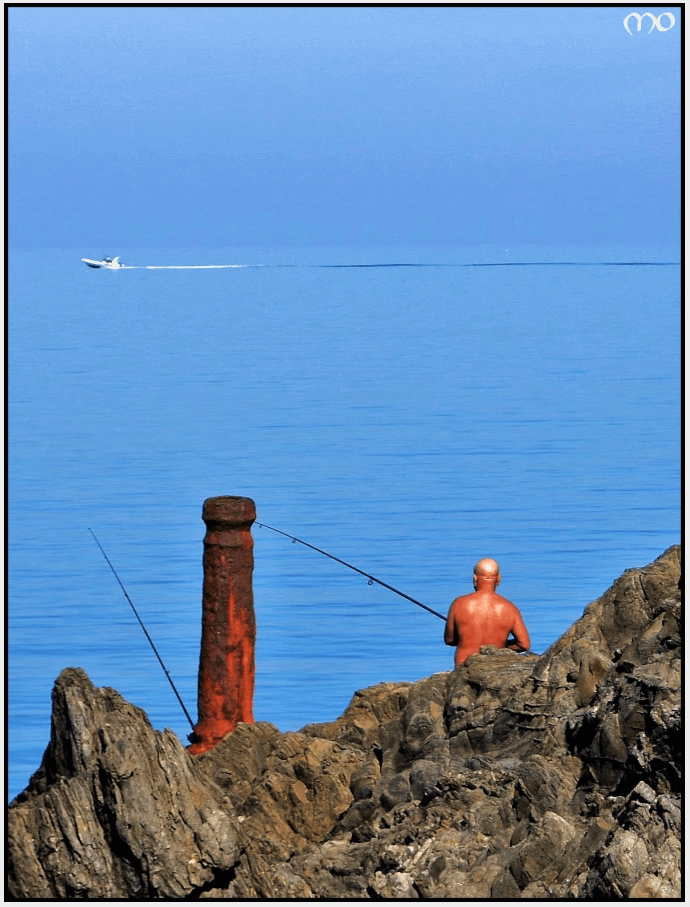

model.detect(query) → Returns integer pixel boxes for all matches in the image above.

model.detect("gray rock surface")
[8,545,681,898]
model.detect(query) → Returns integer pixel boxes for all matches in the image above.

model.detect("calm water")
[8,244,680,800]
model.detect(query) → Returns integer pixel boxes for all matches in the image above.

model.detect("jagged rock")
[8,545,681,899]
[8,670,239,898]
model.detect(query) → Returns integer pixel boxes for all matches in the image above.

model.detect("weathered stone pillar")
[188,496,256,755]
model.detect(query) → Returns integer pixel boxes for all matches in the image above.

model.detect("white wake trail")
[144,264,250,269]
[116,264,254,270]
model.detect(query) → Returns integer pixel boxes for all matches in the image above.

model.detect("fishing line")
[88,528,195,730]
[256,522,446,621]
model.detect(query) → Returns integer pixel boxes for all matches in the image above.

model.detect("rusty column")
[188,496,256,755]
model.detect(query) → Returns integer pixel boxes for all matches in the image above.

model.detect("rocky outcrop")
[8,545,681,899]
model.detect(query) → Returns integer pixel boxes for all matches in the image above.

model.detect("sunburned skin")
[444,558,530,666]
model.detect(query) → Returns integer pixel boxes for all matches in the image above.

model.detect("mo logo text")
[624,12,676,34]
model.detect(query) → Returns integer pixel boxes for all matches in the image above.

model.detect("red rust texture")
[188,496,257,755]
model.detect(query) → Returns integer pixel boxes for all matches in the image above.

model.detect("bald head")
[473,558,501,588]
[474,558,500,577]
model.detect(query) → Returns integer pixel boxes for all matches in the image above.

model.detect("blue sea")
[8,243,680,801]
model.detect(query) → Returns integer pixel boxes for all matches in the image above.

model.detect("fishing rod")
[88,528,195,731]
[256,522,447,621]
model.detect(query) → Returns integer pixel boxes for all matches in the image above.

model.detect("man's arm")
[505,608,530,653]
[444,602,459,646]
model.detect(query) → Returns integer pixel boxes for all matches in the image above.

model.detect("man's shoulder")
[450,592,475,607]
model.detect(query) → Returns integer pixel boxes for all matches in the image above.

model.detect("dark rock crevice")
[183,865,237,900]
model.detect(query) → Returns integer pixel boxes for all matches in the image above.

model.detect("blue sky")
[9,5,681,248]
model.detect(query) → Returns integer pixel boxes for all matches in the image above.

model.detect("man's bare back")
[444,558,530,666]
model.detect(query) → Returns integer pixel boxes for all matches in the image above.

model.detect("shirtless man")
[444,558,530,666]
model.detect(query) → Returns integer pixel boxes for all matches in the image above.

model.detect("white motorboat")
[82,256,122,269]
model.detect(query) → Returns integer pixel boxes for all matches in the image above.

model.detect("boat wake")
[141,264,250,269]
[86,259,679,271]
